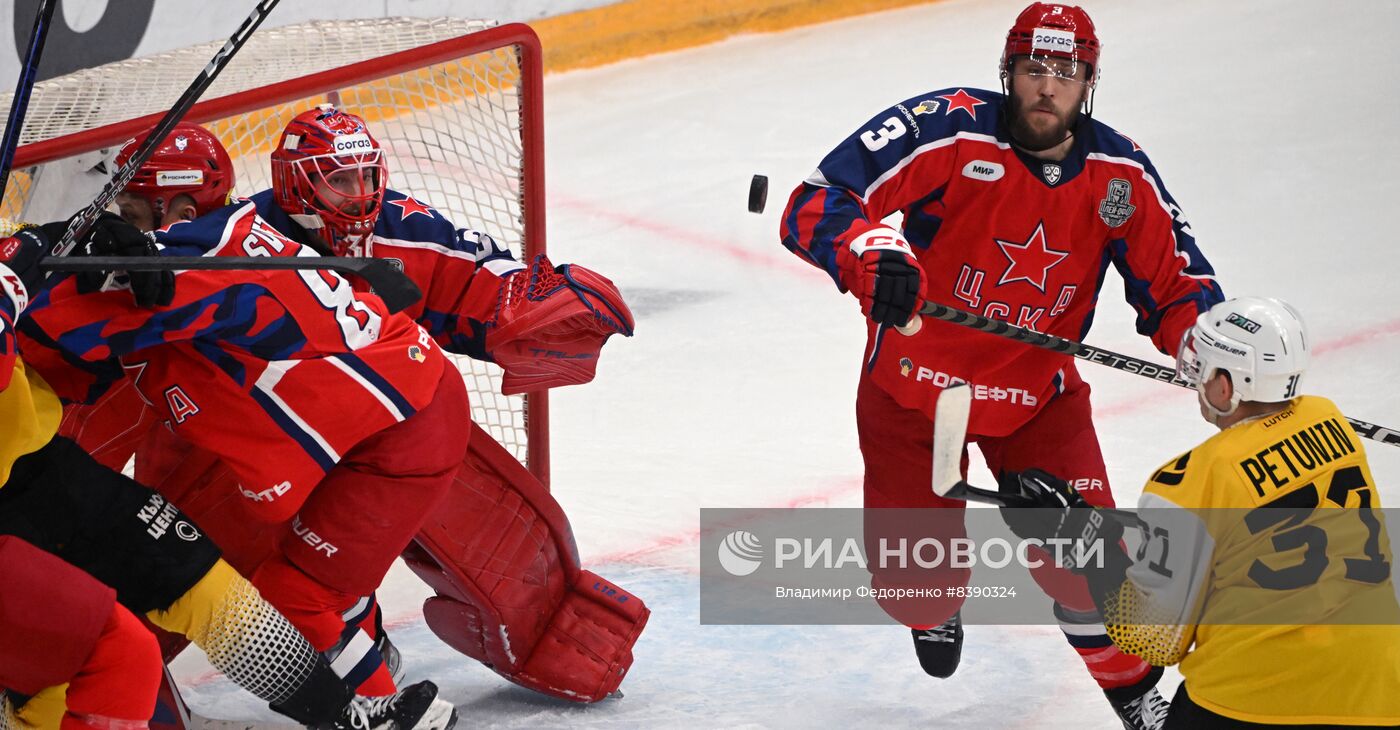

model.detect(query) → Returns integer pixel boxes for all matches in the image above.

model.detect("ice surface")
[172,0,1400,726]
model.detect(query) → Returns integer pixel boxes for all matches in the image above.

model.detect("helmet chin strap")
[1197,372,1242,425]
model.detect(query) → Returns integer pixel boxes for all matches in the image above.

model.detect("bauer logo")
[1031,27,1076,53]
[156,170,203,187]
[333,134,374,154]
[718,530,764,576]
[962,160,1004,181]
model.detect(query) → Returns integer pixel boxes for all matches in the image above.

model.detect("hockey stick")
[900,300,1400,449]
[931,383,1143,528]
[40,256,422,313]
[50,0,281,258]
[0,0,57,203]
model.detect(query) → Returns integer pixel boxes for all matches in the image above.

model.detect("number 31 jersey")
[1116,395,1400,725]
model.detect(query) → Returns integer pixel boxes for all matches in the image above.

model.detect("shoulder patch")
[1098,178,1136,227]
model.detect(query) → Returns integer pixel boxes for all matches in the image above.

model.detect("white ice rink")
[174,0,1400,726]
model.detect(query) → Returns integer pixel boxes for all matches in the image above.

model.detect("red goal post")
[1,18,550,486]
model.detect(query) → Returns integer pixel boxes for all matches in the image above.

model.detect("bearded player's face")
[1006,56,1089,150]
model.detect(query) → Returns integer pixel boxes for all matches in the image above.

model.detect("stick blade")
[932,384,971,498]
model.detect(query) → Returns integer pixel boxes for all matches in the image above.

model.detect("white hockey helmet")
[1176,297,1309,415]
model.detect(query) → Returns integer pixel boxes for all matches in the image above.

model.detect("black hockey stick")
[0,0,57,202]
[51,0,281,258]
[899,300,1400,449]
[931,384,1143,528]
[39,256,422,313]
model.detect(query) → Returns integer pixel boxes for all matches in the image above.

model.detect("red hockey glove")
[0,228,46,317]
[487,254,635,395]
[836,225,926,327]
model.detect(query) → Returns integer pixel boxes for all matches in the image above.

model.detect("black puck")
[748,174,769,214]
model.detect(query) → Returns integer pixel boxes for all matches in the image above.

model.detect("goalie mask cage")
[0,18,549,486]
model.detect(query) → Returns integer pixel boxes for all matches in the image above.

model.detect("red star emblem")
[389,196,433,220]
[994,222,1069,293]
[937,89,987,120]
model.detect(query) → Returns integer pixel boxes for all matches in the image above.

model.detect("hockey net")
[0,18,549,484]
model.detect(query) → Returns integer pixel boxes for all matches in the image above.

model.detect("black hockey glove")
[836,226,928,328]
[997,468,1123,573]
[49,212,175,307]
[0,228,48,317]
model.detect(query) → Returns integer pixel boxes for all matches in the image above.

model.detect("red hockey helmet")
[271,105,388,254]
[1000,3,1100,87]
[116,122,234,221]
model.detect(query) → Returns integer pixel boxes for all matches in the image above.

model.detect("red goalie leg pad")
[420,571,647,702]
[403,421,649,702]
[488,255,635,395]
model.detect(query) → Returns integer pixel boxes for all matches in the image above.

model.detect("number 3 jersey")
[780,88,1223,436]
[1108,395,1400,725]
[18,202,450,523]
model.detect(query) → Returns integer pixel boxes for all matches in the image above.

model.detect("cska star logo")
[994,221,1069,293]
[936,89,986,120]
[390,196,433,220]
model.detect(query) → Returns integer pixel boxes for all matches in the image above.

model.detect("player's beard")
[1007,91,1080,153]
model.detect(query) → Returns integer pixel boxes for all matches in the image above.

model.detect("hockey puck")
[748,174,768,214]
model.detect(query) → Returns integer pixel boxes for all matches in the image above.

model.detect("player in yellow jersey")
[0,222,453,729]
[998,297,1400,728]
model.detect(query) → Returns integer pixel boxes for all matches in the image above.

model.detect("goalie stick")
[0,0,56,203]
[50,0,281,258]
[40,256,423,313]
[931,384,1142,529]
[901,300,1400,449]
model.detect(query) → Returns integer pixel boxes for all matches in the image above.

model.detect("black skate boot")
[911,611,963,678]
[1106,666,1170,730]
[328,680,457,730]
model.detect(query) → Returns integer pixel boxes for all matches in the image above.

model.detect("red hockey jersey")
[247,188,523,360]
[781,87,1223,436]
[21,202,449,522]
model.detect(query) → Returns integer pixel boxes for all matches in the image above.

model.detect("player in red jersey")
[19,207,462,727]
[59,123,234,470]
[3,219,453,729]
[0,535,161,730]
[779,3,1222,727]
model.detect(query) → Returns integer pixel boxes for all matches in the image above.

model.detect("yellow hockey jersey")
[1105,395,1400,725]
[0,359,60,484]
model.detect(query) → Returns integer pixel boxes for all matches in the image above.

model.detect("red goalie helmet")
[116,121,234,221]
[271,105,388,253]
[1001,3,1101,86]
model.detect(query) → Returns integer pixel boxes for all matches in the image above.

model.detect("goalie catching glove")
[836,224,927,328]
[998,468,1124,573]
[487,254,634,395]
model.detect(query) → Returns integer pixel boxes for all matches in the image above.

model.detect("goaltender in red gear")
[58,111,645,704]
[261,105,643,702]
